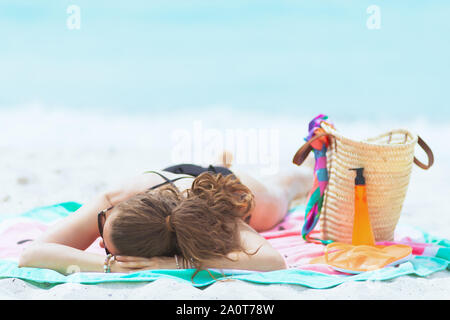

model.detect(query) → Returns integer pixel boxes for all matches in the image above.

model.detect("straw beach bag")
[293,115,434,244]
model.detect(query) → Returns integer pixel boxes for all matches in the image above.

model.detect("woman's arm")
[113,246,286,273]
[113,224,287,272]
[35,193,111,249]
[205,245,287,271]
[18,243,106,275]
[201,225,287,271]
[113,245,286,272]
[18,242,150,274]
[18,173,171,273]
[19,228,285,274]
[17,191,115,274]
[37,173,163,248]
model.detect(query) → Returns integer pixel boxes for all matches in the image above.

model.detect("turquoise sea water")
[1,1,449,121]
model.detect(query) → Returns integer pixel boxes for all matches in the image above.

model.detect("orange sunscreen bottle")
[350,168,375,246]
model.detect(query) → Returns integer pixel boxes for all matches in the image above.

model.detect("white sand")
[0,107,449,300]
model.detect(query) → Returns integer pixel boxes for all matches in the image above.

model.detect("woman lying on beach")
[19,152,313,275]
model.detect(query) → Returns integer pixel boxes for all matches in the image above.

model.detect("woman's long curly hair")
[110,172,255,273]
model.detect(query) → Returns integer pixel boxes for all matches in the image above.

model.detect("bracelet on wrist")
[181,256,195,269]
[174,255,181,269]
[104,254,114,273]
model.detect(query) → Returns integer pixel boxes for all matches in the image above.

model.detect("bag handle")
[294,132,434,169]
[292,132,334,166]
[414,136,434,170]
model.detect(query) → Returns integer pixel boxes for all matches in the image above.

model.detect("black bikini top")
[144,170,192,192]
[144,168,251,223]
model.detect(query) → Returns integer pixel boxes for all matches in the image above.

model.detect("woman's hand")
[111,255,177,273]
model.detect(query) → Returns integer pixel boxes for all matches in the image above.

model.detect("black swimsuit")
[147,163,251,223]
[146,163,234,191]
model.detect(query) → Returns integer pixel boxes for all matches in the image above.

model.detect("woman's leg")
[234,166,313,232]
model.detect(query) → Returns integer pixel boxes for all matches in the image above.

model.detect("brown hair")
[110,172,255,270]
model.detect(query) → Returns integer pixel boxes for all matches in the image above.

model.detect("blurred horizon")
[1,1,449,121]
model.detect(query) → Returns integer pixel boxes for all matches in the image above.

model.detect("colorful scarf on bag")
[302,114,334,244]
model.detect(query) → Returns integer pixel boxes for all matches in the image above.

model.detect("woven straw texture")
[320,122,417,243]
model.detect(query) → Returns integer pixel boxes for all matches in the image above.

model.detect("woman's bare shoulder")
[237,220,270,248]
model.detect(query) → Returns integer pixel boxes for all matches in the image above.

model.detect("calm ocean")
[1,1,449,121]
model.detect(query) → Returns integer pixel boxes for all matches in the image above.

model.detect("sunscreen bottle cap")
[349,168,366,185]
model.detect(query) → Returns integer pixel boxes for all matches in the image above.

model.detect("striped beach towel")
[0,202,448,288]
